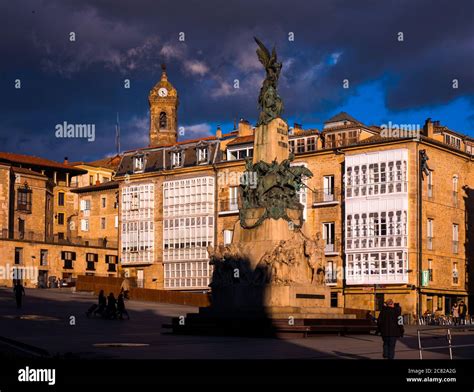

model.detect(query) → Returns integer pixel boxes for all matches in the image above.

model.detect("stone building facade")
[115,69,473,319]
[0,153,118,287]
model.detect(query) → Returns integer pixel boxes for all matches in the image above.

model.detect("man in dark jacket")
[13,280,25,309]
[377,299,403,359]
[458,301,467,325]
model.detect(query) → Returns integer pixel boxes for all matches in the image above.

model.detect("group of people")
[451,301,468,325]
[87,289,130,320]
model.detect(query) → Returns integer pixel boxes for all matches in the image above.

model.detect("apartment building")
[0,152,119,287]
[115,68,473,318]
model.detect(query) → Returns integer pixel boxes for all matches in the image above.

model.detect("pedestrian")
[117,293,130,320]
[452,303,460,326]
[377,298,404,359]
[458,301,467,325]
[106,292,117,319]
[13,280,25,309]
[95,289,107,316]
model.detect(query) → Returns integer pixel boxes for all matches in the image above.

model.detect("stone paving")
[1,287,473,360]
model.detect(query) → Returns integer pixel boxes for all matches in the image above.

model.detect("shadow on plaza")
[0,287,345,360]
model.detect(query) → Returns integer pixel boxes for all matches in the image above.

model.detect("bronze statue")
[254,37,284,126]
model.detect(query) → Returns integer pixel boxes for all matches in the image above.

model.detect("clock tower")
[148,64,179,147]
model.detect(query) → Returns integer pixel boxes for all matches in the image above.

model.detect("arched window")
[159,112,167,129]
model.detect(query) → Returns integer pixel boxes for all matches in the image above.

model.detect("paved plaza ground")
[0,287,473,360]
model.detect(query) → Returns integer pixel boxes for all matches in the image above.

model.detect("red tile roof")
[0,152,86,174]
[227,135,254,146]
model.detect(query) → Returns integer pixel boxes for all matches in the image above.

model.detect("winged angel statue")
[254,37,284,126]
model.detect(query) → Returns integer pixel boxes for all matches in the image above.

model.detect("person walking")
[377,298,403,359]
[117,293,130,320]
[106,292,117,319]
[13,281,25,309]
[452,303,460,326]
[95,289,107,316]
[458,301,467,325]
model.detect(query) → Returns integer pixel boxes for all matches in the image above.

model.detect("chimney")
[238,118,252,137]
[423,118,434,138]
[63,157,69,164]
[216,125,222,139]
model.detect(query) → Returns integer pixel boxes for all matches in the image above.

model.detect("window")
[114,215,118,228]
[101,217,106,230]
[427,219,434,250]
[307,137,316,152]
[14,248,23,264]
[197,147,208,164]
[229,187,239,211]
[18,218,25,239]
[162,177,215,289]
[61,251,76,269]
[81,219,89,232]
[330,292,338,308]
[40,250,48,266]
[102,177,110,183]
[57,213,64,225]
[326,261,337,284]
[289,140,295,153]
[227,146,253,161]
[106,255,118,272]
[101,196,106,208]
[223,230,233,246]
[445,134,461,149]
[159,112,167,129]
[427,171,433,198]
[452,224,459,254]
[133,155,145,172]
[80,199,91,215]
[323,222,336,253]
[121,183,155,264]
[58,192,65,206]
[452,262,459,285]
[86,253,97,271]
[323,175,335,201]
[452,175,458,206]
[297,138,305,153]
[172,151,183,168]
[17,186,32,213]
[89,175,94,186]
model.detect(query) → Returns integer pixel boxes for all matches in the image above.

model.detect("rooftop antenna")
[115,112,121,155]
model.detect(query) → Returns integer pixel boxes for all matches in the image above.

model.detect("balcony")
[325,273,337,285]
[0,229,117,249]
[312,187,340,207]
[324,238,340,256]
[219,198,239,216]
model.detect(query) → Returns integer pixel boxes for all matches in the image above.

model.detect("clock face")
[158,87,168,97]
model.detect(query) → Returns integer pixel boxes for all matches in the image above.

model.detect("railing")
[0,229,117,249]
[427,236,434,250]
[324,238,340,254]
[219,198,239,212]
[325,274,337,284]
[312,187,340,204]
[453,241,459,254]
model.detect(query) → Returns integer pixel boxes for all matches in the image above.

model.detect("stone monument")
[166,39,373,336]
[207,38,330,314]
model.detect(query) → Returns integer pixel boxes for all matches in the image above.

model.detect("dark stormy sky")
[1,0,473,162]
